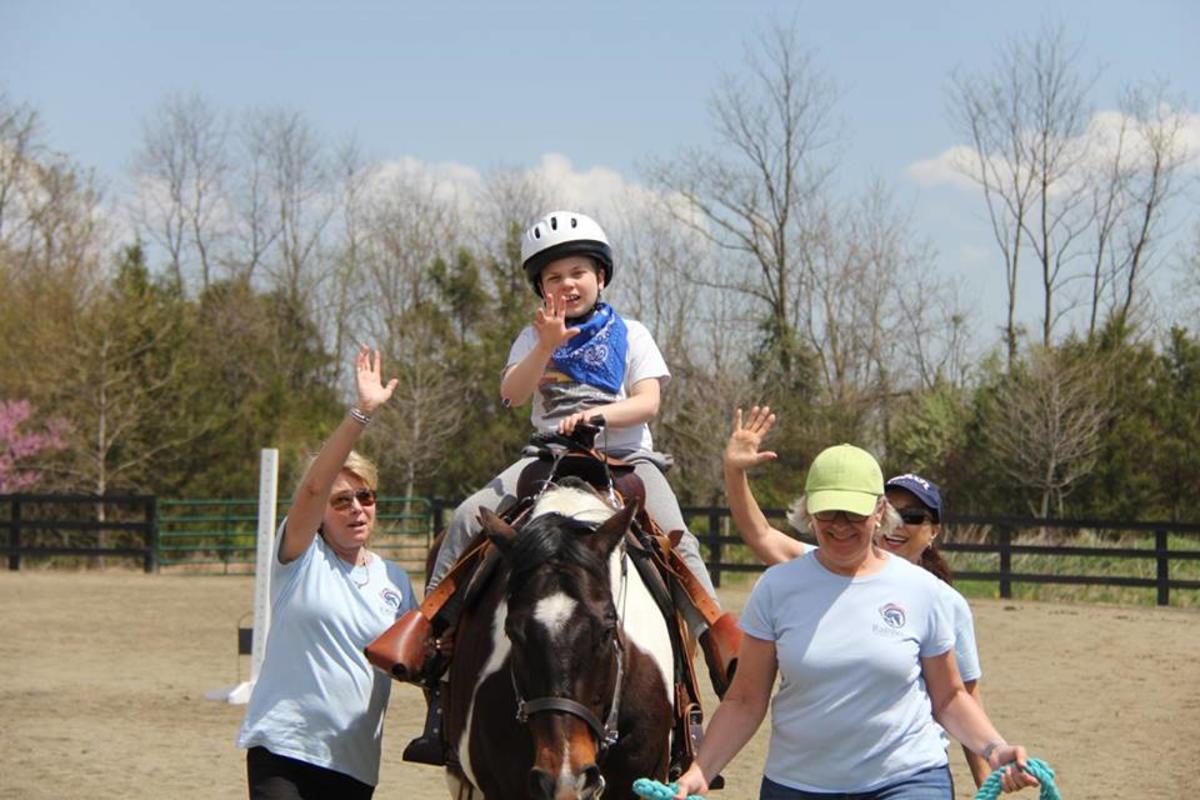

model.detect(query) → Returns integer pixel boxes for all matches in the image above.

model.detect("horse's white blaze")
[558,739,574,793]
[534,592,577,639]
[610,547,673,710]
[458,598,511,791]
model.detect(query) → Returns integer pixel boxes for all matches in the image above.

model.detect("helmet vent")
[534,227,541,239]
[550,216,558,230]
[570,217,578,228]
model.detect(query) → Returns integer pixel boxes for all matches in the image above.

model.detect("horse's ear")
[479,508,517,553]
[590,500,638,557]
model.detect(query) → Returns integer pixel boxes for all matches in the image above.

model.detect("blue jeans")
[759,765,953,800]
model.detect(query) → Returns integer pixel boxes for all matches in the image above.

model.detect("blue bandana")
[551,303,628,394]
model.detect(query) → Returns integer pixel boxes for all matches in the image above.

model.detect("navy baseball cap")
[885,473,943,520]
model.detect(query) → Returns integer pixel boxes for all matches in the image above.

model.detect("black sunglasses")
[898,508,934,525]
[329,489,377,511]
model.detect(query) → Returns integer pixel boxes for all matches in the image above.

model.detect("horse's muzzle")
[528,764,606,800]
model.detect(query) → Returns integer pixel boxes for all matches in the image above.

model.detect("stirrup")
[403,687,447,766]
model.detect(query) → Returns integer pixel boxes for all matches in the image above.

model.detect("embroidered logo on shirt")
[879,602,907,629]
[380,587,403,610]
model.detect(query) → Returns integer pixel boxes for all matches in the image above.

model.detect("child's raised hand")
[533,291,581,350]
[724,406,778,471]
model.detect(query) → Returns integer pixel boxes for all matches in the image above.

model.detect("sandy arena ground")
[1,571,1197,799]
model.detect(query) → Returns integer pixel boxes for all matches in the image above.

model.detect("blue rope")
[636,759,1060,800]
[975,758,1061,800]
[632,777,703,800]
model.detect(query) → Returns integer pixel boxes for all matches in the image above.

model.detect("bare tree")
[0,93,42,242]
[225,111,283,284]
[646,20,839,383]
[254,109,336,307]
[0,109,108,382]
[131,92,231,290]
[1171,221,1200,326]
[983,346,1111,517]
[611,191,753,503]
[323,140,372,386]
[949,24,1096,359]
[357,170,466,495]
[1101,83,1192,335]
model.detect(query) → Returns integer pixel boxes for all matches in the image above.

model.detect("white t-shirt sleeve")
[624,320,670,388]
[505,326,539,375]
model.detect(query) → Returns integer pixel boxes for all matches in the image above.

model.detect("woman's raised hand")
[354,344,398,415]
[724,406,778,471]
[533,290,581,350]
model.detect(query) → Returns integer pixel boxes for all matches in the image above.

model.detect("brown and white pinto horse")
[444,483,675,800]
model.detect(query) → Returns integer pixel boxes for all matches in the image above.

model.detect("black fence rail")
[941,514,1200,607]
[7,495,1200,607]
[1,493,158,572]
[655,506,1200,607]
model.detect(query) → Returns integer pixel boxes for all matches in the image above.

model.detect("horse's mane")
[506,512,609,587]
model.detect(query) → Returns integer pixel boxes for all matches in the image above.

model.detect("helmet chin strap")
[565,297,601,326]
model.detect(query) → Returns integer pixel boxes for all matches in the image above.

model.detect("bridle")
[511,634,625,753]
[509,523,631,757]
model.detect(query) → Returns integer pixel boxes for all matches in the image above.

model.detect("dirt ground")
[1,571,1197,799]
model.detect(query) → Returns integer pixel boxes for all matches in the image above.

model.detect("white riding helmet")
[520,210,613,296]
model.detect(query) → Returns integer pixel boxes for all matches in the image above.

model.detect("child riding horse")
[370,211,741,766]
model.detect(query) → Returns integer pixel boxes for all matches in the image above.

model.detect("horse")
[442,482,676,800]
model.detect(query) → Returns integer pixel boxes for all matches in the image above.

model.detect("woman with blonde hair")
[237,345,417,799]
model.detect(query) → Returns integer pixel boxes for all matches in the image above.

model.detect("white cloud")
[366,150,676,230]
[908,106,1200,193]
[907,145,980,191]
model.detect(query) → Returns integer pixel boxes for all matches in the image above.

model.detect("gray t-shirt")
[740,551,955,793]
[506,317,669,453]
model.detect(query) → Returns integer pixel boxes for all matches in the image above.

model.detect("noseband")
[512,636,625,752]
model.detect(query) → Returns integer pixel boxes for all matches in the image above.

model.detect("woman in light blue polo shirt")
[237,345,417,799]
[676,429,1039,799]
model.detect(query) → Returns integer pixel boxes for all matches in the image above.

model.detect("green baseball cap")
[805,444,884,516]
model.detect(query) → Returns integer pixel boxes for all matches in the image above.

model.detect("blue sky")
[3,1,1198,336]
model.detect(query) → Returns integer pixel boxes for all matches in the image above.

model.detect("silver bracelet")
[348,407,372,426]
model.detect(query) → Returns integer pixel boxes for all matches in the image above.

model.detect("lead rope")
[631,778,702,800]
[633,758,1061,800]
[975,758,1061,800]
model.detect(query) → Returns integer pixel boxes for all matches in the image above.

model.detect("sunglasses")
[812,509,870,523]
[329,489,377,511]
[897,508,934,525]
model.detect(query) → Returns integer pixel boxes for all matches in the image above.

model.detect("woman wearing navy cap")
[723,407,993,790]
